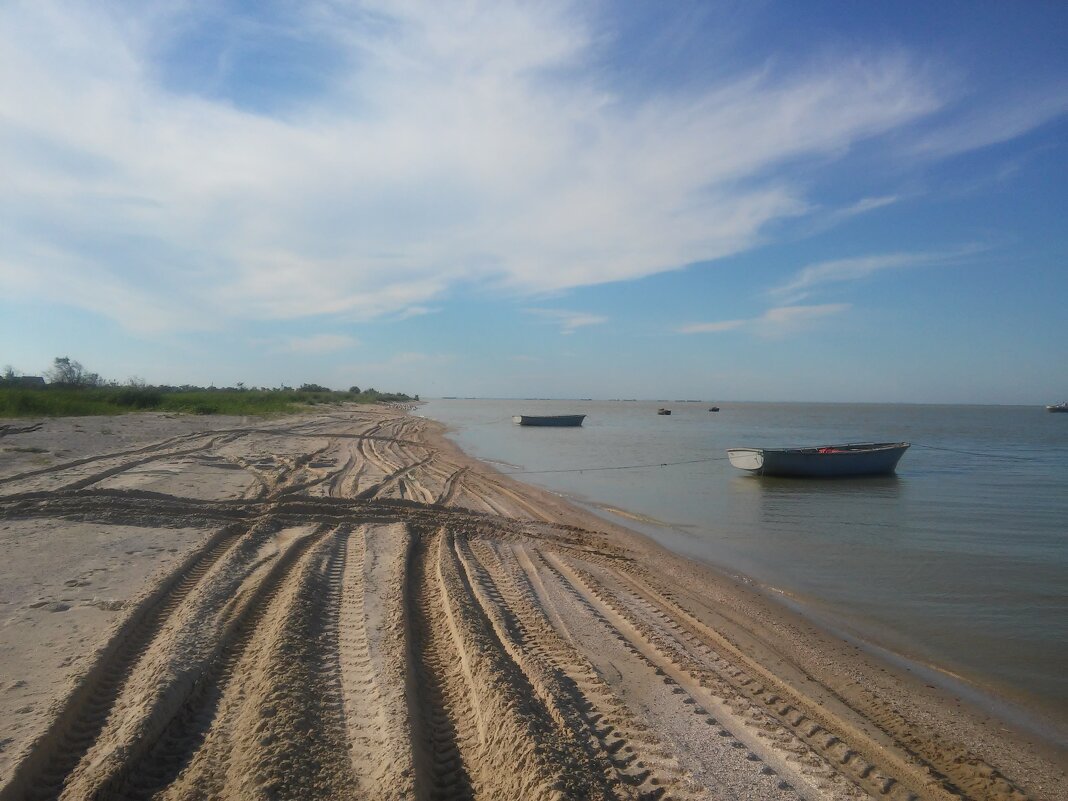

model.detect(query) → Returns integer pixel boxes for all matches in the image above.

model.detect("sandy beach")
[0,405,1063,801]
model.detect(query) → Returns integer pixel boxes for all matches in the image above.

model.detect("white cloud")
[0,2,1032,333]
[525,308,608,335]
[678,303,849,336]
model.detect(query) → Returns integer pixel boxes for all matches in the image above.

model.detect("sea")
[418,399,1068,731]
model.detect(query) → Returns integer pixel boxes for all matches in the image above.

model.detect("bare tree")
[46,357,102,387]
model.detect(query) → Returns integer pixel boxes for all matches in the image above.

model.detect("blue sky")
[2,0,1066,403]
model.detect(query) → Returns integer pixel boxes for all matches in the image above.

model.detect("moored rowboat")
[727,442,909,477]
[512,414,586,427]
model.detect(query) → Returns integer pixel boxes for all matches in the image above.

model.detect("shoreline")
[1,406,1064,799]
[423,403,1068,746]
[423,410,1068,793]
[567,495,1068,749]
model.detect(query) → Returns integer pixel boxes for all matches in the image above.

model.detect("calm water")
[420,400,1068,722]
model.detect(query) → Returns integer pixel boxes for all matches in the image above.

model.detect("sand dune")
[0,407,1062,800]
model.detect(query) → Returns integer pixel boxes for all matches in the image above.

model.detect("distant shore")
[0,406,1063,800]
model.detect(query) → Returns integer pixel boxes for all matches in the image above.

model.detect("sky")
[2,0,1066,403]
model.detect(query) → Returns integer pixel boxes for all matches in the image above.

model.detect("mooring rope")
[504,455,731,475]
[911,443,1039,461]
[501,443,1041,476]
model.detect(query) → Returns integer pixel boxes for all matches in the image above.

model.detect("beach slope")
[0,406,1062,800]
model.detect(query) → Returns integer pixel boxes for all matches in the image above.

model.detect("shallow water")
[420,399,1068,719]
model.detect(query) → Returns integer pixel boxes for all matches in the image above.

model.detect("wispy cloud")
[394,306,438,320]
[761,303,850,329]
[280,334,359,353]
[0,2,952,331]
[678,303,850,336]
[525,308,608,335]
[842,195,901,215]
[822,195,903,226]
[0,3,1053,335]
[771,246,980,302]
[677,319,747,334]
[337,351,453,383]
[912,88,1068,158]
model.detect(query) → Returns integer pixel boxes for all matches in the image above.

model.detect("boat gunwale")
[726,441,909,456]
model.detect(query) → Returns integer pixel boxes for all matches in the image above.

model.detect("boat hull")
[512,414,586,427]
[727,442,909,477]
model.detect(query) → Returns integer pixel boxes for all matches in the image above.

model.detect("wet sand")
[0,405,1063,800]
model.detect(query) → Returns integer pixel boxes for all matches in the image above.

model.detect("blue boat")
[727,442,909,477]
[512,414,586,427]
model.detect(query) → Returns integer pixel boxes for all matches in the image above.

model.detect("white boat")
[512,414,586,427]
[1047,402,1068,413]
[727,442,909,477]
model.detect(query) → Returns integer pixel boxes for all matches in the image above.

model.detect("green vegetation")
[0,358,417,418]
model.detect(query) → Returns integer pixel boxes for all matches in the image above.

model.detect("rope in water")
[501,443,1040,476]
[504,456,732,475]
[910,443,1038,461]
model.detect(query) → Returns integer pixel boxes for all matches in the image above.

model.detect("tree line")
[0,357,417,418]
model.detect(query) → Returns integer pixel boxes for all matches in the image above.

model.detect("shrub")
[112,388,163,409]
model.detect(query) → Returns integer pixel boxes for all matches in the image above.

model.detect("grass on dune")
[0,387,412,418]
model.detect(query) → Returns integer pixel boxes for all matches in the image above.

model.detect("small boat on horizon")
[727,442,909,478]
[512,414,586,427]
[1047,402,1068,413]
[708,406,720,412]
[657,408,671,415]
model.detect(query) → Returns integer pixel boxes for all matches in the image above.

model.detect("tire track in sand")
[80,523,335,800]
[540,550,855,801]
[459,537,710,800]
[0,407,1047,801]
[406,525,615,800]
[0,430,222,487]
[0,523,249,801]
[337,523,417,798]
[598,564,1031,801]
[154,524,360,800]
[405,526,478,801]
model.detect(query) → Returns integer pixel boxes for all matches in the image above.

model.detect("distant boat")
[657,408,671,415]
[708,406,720,412]
[727,442,909,478]
[512,414,586,427]
[1047,402,1068,413]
